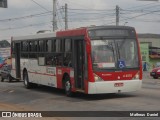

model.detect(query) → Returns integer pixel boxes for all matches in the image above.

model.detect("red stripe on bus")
[12,69,56,77]
[28,71,56,76]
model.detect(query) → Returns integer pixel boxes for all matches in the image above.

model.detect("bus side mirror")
[38,57,45,66]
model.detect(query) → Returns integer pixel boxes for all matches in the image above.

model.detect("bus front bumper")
[87,80,142,94]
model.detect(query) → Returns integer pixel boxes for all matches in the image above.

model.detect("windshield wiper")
[109,43,116,62]
[116,42,120,59]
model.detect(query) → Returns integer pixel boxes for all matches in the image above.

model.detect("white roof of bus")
[12,32,56,41]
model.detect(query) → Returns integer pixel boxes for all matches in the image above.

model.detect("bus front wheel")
[64,76,73,97]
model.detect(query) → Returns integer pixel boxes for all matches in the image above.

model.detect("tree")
[0,40,10,48]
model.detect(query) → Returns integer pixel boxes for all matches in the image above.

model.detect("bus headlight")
[94,74,103,82]
[132,72,139,80]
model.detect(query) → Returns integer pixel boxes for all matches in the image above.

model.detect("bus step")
[15,78,21,81]
[76,89,85,93]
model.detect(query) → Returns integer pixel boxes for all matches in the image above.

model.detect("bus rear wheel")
[8,75,12,82]
[23,71,32,89]
[64,76,73,97]
[1,77,4,82]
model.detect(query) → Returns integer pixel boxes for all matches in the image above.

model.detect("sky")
[0,0,160,41]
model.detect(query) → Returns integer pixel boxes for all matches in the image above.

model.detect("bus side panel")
[21,58,57,87]
[10,58,16,78]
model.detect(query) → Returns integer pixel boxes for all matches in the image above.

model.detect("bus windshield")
[91,39,139,70]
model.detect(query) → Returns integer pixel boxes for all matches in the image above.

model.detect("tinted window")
[46,40,52,52]
[56,40,61,52]
[38,40,44,52]
[65,39,72,52]
[29,41,37,52]
[21,41,28,51]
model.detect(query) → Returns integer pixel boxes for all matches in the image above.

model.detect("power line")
[120,4,160,13]
[123,1,159,10]
[30,0,57,31]
[106,9,160,25]
[0,11,52,23]
[68,8,114,11]
[68,17,115,22]
[1,1,160,32]
[69,15,115,21]
[123,10,160,20]
[0,21,52,31]
[68,11,114,16]
[30,0,50,12]
[56,5,64,29]
[61,0,95,9]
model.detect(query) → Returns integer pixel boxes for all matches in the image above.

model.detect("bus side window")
[52,40,56,52]
[38,40,44,52]
[35,41,38,52]
[56,39,62,52]
[63,39,72,67]
[65,39,72,52]
[21,41,28,52]
[46,54,53,66]
[64,53,72,67]
[46,40,52,52]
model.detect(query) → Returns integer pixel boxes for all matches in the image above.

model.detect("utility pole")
[53,0,57,31]
[116,5,119,26]
[64,3,68,30]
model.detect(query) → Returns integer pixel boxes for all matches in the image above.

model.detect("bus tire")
[1,77,4,82]
[64,76,73,97]
[8,75,12,82]
[23,71,31,89]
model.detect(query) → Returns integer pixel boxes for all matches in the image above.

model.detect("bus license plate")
[114,83,124,87]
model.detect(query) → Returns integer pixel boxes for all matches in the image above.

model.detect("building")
[138,34,160,71]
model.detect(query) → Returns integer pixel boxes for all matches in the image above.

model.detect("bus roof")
[87,25,135,30]
[12,26,135,41]
[12,32,56,41]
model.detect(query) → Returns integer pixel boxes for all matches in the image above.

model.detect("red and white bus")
[11,26,142,96]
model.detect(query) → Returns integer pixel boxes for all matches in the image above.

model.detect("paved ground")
[0,71,159,120]
[142,71,160,88]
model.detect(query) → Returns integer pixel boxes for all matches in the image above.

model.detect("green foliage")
[0,40,10,48]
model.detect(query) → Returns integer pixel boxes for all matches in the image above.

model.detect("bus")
[10,26,142,96]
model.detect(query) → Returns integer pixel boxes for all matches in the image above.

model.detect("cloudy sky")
[0,0,160,41]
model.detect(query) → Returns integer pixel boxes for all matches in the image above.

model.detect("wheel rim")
[24,74,28,86]
[8,76,11,82]
[65,81,71,92]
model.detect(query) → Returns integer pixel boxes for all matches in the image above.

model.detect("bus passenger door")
[15,43,21,79]
[73,39,85,90]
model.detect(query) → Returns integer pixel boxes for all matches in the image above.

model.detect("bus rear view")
[87,26,142,94]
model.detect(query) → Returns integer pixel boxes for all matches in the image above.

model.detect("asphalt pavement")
[0,72,160,120]
[142,71,160,85]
